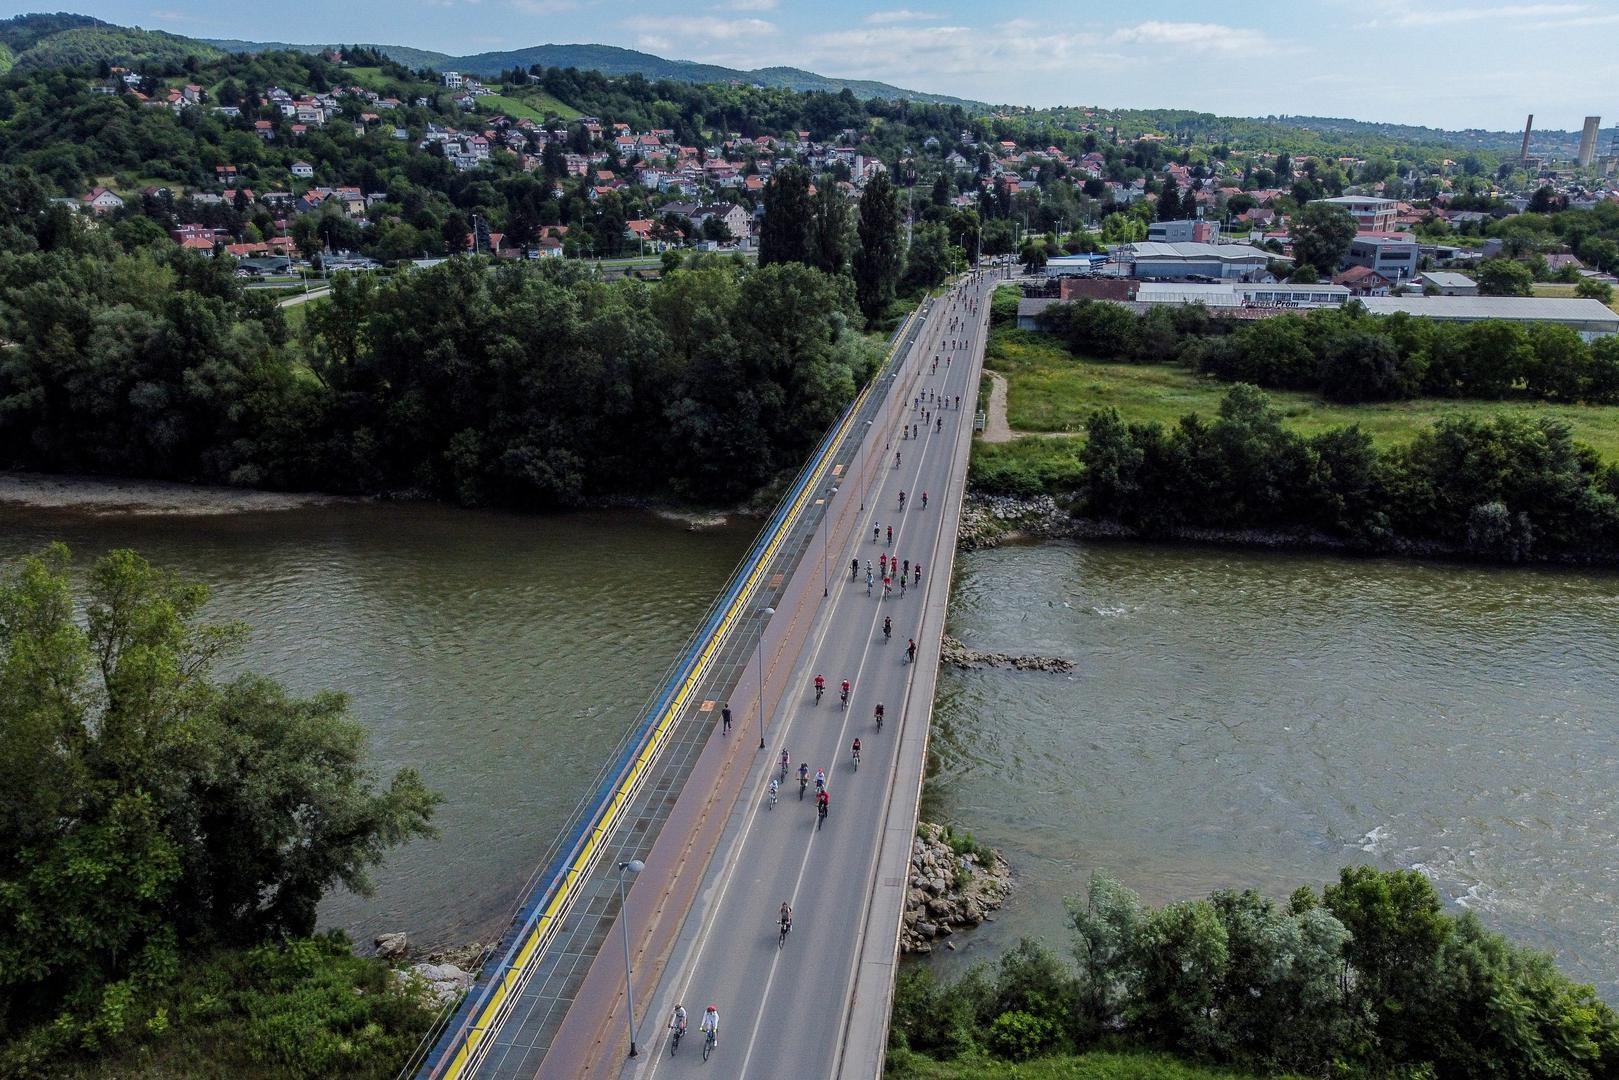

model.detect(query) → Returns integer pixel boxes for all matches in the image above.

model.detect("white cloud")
[630,15,778,45]
[1108,21,1275,54]
[862,8,940,24]
[1369,2,1616,27]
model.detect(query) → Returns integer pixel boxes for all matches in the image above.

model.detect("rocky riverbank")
[0,470,344,516]
[375,932,490,1007]
[940,634,1075,673]
[902,822,1013,955]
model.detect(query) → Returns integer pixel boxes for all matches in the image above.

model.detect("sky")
[50,0,1619,131]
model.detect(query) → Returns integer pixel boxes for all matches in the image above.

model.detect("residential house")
[1415,271,1478,296]
[81,187,124,214]
[1332,265,1394,297]
[291,161,315,179]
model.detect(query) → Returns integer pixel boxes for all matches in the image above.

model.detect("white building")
[1119,241,1272,282]
[1358,296,1619,341]
[1316,195,1397,232]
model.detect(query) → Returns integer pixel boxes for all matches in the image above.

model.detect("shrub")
[988,1009,1056,1061]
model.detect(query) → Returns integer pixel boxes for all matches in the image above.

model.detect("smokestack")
[1578,116,1601,168]
[1520,114,1533,166]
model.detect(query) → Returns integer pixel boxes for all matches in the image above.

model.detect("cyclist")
[814,674,825,703]
[894,451,901,468]
[768,776,779,805]
[850,557,859,580]
[900,575,907,597]
[798,762,810,797]
[701,1005,720,1049]
[883,576,892,599]
[914,564,921,586]
[902,559,909,578]
[669,1003,688,1043]
[883,615,892,641]
[936,416,943,432]
[921,491,928,509]
[874,702,885,730]
[907,638,917,663]
[817,788,830,824]
[779,748,790,775]
[840,679,851,707]
[779,901,793,934]
[852,737,862,763]
[866,569,873,596]
[887,525,893,546]
[873,525,879,543]
[879,552,887,576]
[815,767,826,793]
[898,491,906,511]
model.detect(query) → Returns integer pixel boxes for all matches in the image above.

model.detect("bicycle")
[670,1024,685,1056]
[767,783,778,810]
[703,1027,716,1061]
[778,917,792,948]
[817,800,828,830]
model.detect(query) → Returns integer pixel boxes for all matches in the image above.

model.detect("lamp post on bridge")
[859,420,872,511]
[756,605,775,750]
[823,485,837,597]
[617,858,645,1057]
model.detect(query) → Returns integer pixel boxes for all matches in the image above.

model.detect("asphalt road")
[620,272,994,1080]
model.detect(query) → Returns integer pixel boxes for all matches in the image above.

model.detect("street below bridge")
[536,269,996,1080]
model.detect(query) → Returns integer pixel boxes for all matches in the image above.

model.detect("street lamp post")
[756,606,775,750]
[617,859,646,1057]
[823,486,838,596]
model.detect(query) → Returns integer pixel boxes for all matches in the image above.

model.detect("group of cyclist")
[682,278,988,1059]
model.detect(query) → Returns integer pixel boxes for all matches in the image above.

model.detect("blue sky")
[62,0,1619,131]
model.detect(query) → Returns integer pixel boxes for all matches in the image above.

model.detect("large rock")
[900,821,1014,956]
[398,962,474,1008]
[374,932,409,959]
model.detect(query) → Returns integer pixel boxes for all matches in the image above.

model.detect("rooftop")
[1123,241,1269,262]
[1416,271,1476,288]
[1358,296,1619,329]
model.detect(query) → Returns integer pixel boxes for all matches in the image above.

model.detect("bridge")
[409,266,998,1080]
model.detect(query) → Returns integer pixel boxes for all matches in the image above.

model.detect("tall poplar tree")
[854,170,902,320]
[759,164,812,267]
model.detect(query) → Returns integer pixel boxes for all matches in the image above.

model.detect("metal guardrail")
[405,303,925,1080]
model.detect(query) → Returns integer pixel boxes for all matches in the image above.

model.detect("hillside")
[0,13,222,71]
[201,37,978,105]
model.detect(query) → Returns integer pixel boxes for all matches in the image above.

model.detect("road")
[613,272,994,1079]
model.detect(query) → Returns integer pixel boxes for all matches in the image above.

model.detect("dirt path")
[981,370,1015,443]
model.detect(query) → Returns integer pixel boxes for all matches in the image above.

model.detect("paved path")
[982,371,1014,443]
[531,271,997,1080]
[277,285,331,308]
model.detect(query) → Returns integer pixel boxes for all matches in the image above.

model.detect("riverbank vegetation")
[987,326,1619,459]
[0,176,881,507]
[1036,290,1619,406]
[0,544,441,1076]
[890,867,1619,1080]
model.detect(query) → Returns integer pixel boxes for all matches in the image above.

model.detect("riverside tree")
[0,545,441,1047]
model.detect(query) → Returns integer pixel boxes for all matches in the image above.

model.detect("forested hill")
[0,12,222,71]
[203,38,979,106]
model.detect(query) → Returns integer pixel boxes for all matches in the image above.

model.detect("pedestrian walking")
[721,703,732,734]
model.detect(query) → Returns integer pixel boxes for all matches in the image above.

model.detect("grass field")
[891,1049,1283,1080]
[478,91,580,122]
[986,328,1619,460]
[1534,281,1619,314]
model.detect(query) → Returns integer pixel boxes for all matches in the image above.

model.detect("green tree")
[1476,257,1535,296]
[853,170,902,320]
[902,221,963,292]
[1290,202,1356,276]
[758,163,812,267]
[807,181,851,276]
[0,545,440,1037]
[1576,276,1614,304]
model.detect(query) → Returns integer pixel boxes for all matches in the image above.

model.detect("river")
[930,540,1619,999]
[0,501,752,950]
[7,504,1617,997]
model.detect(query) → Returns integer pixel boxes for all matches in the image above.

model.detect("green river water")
[4,505,1616,998]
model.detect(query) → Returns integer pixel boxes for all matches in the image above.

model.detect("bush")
[988,1010,1056,1061]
